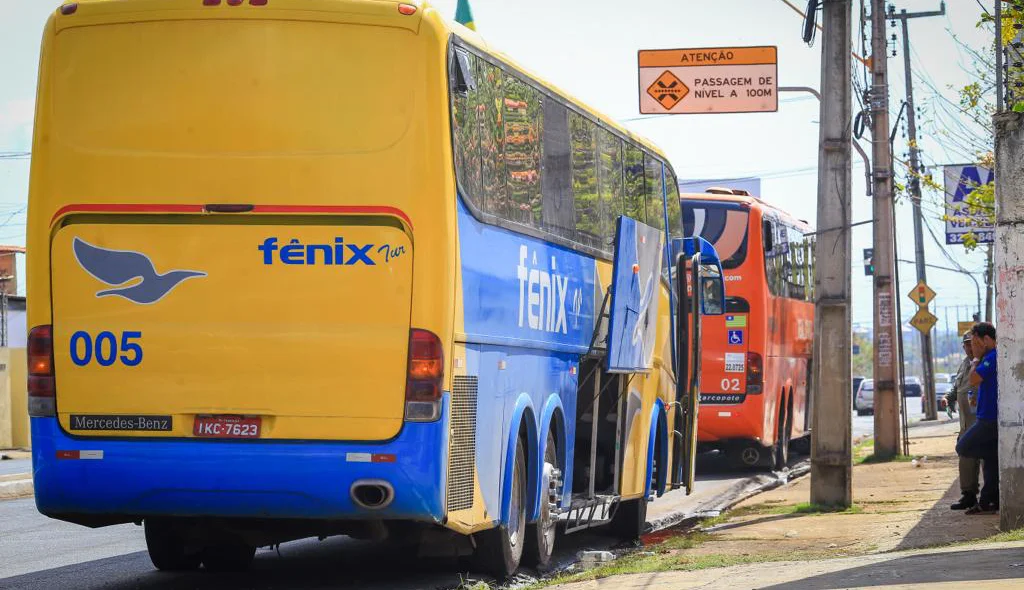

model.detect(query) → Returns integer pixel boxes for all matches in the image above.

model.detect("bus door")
[671,237,725,494]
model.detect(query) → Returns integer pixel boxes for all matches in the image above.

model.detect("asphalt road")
[0,458,31,477]
[852,398,937,440]
[0,405,952,590]
[0,449,803,590]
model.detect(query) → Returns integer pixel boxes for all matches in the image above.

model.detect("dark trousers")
[955,419,999,506]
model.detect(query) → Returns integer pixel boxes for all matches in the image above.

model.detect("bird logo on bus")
[73,238,206,305]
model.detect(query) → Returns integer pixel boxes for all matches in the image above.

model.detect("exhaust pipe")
[350,480,395,510]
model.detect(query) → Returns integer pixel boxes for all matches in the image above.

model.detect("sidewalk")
[546,420,1022,589]
[0,450,32,500]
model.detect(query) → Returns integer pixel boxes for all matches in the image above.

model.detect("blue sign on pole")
[944,165,994,245]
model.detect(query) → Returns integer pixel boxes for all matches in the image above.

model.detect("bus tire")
[609,497,648,543]
[144,519,201,572]
[772,404,790,471]
[201,543,256,572]
[525,431,558,570]
[789,434,811,456]
[476,437,527,579]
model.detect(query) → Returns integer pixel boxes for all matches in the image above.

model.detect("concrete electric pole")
[869,0,901,459]
[810,0,853,507]
[892,3,945,421]
[995,110,1023,531]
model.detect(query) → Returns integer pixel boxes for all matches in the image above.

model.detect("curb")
[0,477,33,500]
[646,460,812,533]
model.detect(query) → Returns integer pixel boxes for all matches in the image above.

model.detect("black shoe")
[966,503,998,515]
[951,495,977,510]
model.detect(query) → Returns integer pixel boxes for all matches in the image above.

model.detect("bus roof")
[55,0,671,165]
[680,192,813,231]
[446,13,671,163]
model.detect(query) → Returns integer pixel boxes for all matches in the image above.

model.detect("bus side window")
[597,128,623,254]
[762,219,774,252]
[623,144,645,224]
[569,112,599,250]
[764,218,786,297]
[503,74,543,229]
[541,100,575,241]
[478,60,507,217]
[666,168,682,241]
[644,155,664,231]
[450,49,481,206]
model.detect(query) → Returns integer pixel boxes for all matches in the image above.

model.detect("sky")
[0,0,995,335]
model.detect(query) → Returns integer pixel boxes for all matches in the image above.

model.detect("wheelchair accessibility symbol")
[728,330,744,346]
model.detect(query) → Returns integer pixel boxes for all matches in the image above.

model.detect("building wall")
[0,349,9,448]
[7,309,25,348]
[0,348,29,449]
[10,349,28,449]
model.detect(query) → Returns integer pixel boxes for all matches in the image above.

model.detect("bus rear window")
[681,203,749,268]
[53,20,417,155]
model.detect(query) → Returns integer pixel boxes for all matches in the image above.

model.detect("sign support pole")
[894,3,945,421]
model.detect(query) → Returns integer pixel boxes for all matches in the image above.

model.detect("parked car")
[855,379,875,416]
[928,381,952,413]
[935,373,951,385]
[902,376,922,397]
[853,376,866,410]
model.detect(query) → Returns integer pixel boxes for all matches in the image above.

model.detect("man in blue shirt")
[955,322,999,514]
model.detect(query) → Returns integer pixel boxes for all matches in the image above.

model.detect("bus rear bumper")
[29,409,447,526]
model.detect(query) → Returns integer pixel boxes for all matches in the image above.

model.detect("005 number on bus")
[69,331,143,367]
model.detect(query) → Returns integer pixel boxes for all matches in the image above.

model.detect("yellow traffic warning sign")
[907,280,936,308]
[647,71,690,110]
[958,321,976,337]
[910,308,939,334]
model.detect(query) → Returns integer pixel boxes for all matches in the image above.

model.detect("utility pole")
[892,2,945,422]
[810,0,852,507]
[995,109,1023,531]
[869,0,900,459]
[985,245,994,322]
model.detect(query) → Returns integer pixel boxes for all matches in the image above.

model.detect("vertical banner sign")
[943,165,994,244]
[877,291,893,368]
[638,47,778,115]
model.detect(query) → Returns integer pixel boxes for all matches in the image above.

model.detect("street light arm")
[897,259,981,319]
[779,86,872,196]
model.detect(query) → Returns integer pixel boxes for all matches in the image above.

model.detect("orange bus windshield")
[681,201,749,269]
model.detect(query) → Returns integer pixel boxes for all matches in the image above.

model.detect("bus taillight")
[746,352,763,394]
[28,325,56,417]
[405,329,444,422]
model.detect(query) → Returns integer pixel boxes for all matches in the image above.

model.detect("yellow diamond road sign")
[910,308,938,334]
[907,281,936,308]
[646,70,690,110]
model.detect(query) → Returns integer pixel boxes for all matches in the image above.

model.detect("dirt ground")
[547,420,1016,590]
[695,421,1000,559]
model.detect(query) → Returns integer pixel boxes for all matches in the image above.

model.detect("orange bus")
[681,189,815,470]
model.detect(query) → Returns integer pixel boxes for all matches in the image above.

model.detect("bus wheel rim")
[741,447,760,465]
[509,457,523,547]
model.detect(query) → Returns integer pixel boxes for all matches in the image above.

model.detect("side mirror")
[699,264,725,316]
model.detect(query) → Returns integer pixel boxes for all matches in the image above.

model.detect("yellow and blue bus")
[26,0,716,577]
